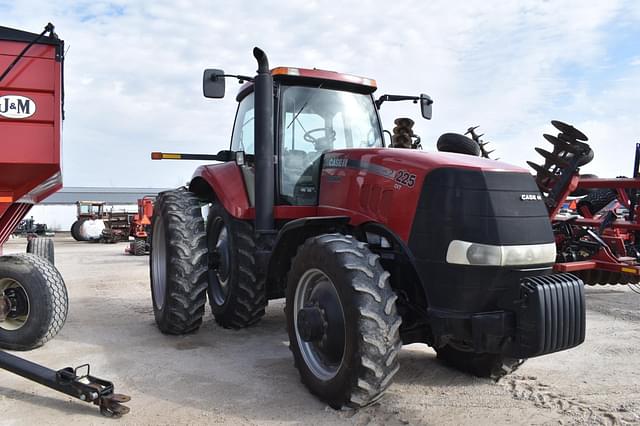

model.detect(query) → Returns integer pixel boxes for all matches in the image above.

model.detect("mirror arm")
[217,74,255,83]
[375,94,423,109]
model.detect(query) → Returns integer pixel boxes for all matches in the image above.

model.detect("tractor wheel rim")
[151,215,166,310]
[294,268,345,381]
[0,278,30,331]
[209,219,230,306]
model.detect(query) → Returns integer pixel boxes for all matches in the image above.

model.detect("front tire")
[206,202,266,329]
[436,345,523,380]
[0,254,68,350]
[150,188,208,334]
[286,233,402,409]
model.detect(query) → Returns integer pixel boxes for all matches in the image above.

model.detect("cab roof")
[236,66,377,100]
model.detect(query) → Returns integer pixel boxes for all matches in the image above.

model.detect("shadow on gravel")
[0,386,97,416]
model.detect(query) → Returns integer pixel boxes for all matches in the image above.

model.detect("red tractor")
[150,49,585,408]
[126,196,154,255]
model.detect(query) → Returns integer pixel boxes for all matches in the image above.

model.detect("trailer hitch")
[0,350,130,417]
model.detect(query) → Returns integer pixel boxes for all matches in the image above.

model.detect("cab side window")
[231,93,255,154]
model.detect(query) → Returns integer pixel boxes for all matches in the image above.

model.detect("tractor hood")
[319,148,540,243]
[325,148,528,176]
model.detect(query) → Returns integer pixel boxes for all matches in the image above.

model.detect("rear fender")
[189,163,252,219]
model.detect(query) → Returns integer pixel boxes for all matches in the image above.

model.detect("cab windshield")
[280,85,382,205]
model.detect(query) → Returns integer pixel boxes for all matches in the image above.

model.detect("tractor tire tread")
[151,188,208,335]
[207,203,266,329]
[286,233,402,409]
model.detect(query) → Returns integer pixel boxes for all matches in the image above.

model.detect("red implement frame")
[552,143,640,278]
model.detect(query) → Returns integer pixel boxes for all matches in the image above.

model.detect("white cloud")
[1,0,639,186]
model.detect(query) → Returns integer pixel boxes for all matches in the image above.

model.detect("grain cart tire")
[437,133,481,156]
[133,238,146,256]
[285,233,402,409]
[150,188,208,335]
[577,189,617,216]
[436,345,522,380]
[26,237,55,264]
[570,173,598,197]
[206,202,266,329]
[0,254,68,351]
[70,220,84,241]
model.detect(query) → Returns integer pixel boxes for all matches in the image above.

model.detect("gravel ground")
[1,235,639,425]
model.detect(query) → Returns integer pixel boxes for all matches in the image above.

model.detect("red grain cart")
[0,24,129,417]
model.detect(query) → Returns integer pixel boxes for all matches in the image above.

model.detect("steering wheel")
[303,128,336,145]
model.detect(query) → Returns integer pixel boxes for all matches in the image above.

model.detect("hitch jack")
[0,350,130,417]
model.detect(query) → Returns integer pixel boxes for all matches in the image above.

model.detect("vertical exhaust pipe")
[253,47,274,233]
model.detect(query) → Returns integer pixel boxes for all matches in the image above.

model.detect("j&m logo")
[0,95,37,119]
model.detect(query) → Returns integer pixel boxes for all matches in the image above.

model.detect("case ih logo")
[520,193,542,201]
[0,95,36,119]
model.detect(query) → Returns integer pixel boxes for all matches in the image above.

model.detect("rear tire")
[436,345,523,380]
[286,233,402,408]
[206,202,266,329]
[150,188,208,334]
[437,133,481,156]
[26,237,54,264]
[0,254,68,350]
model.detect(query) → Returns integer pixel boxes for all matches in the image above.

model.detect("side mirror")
[420,94,433,120]
[203,69,225,98]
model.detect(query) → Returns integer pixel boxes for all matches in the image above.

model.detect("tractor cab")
[209,66,431,207]
[76,201,105,220]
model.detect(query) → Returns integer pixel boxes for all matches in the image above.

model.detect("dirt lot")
[1,236,639,425]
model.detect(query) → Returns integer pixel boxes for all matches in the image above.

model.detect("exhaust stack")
[252,47,275,233]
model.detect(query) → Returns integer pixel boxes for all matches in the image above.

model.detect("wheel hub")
[296,306,326,342]
[0,278,30,330]
[293,269,346,380]
[208,219,231,306]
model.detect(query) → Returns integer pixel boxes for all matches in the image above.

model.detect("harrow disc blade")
[543,134,583,154]
[551,120,588,141]
[527,161,557,180]
[535,147,570,167]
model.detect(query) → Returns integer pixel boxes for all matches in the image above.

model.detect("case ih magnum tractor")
[150,48,586,408]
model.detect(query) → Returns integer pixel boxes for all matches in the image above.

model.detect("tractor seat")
[284,149,308,171]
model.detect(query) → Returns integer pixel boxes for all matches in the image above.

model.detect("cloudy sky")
[2,1,640,188]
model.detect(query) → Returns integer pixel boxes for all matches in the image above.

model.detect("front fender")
[190,163,252,219]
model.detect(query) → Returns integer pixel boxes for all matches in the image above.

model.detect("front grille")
[508,273,585,358]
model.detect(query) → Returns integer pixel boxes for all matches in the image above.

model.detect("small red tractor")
[149,49,585,408]
[126,196,154,255]
[0,24,128,417]
[527,122,640,290]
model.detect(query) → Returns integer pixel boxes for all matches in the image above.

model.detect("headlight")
[446,240,556,266]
